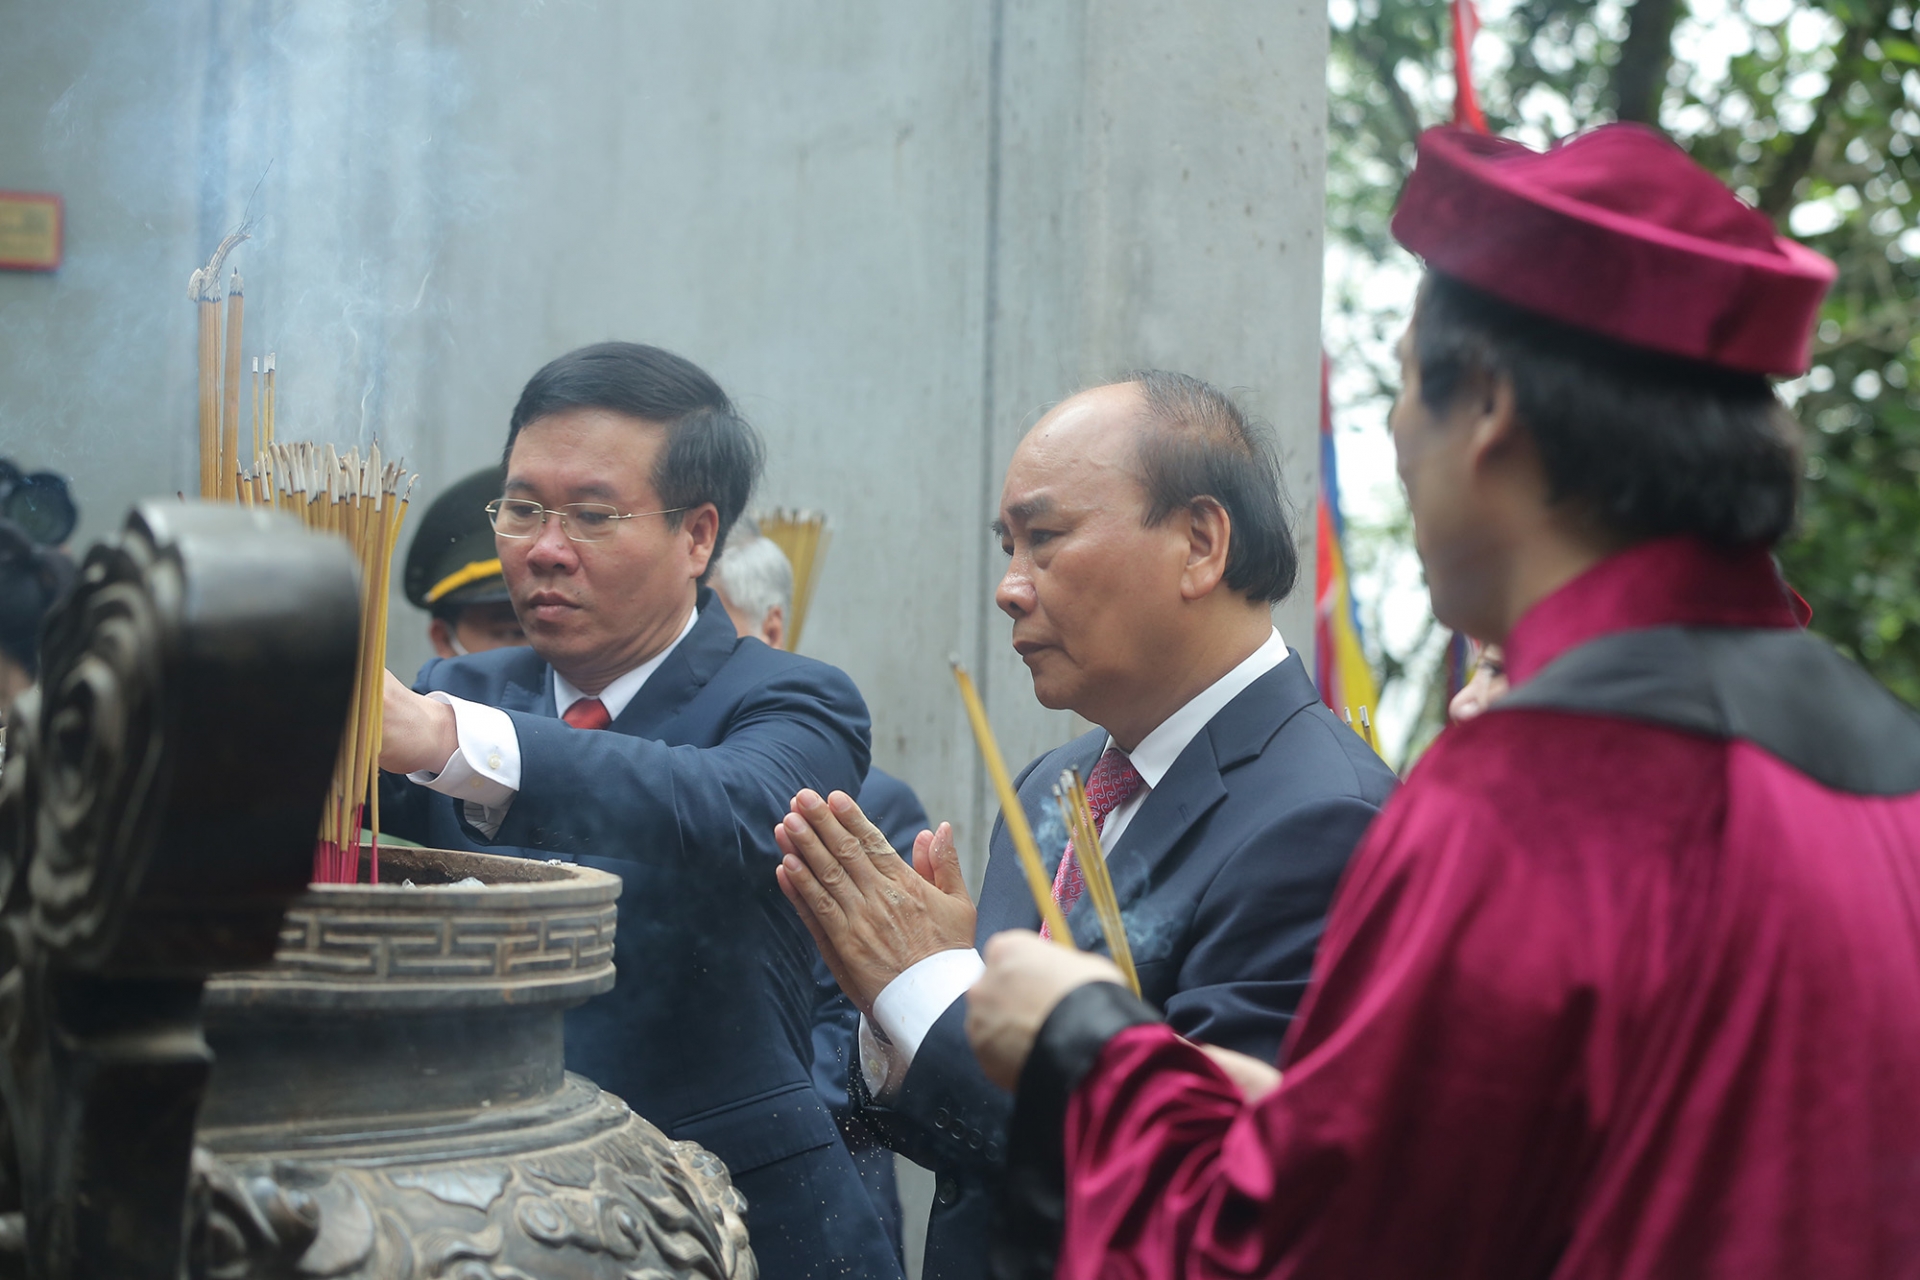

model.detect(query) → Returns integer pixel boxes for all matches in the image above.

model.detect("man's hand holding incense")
[775,788,975,1016]
[965,929,1128,1090]
[378,669,459,776]
[1199,1044,1284,1103]
[966,933,1287,1099]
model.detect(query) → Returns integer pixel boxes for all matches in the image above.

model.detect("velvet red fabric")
[1392,125,1836,376]
[1054,538,1920,1279]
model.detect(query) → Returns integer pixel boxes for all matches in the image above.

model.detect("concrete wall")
[0,4,1324,1264]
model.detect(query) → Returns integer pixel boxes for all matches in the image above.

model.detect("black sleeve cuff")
[989,982,1161,1280]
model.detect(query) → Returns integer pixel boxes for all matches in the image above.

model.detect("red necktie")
[1040,746,1144,940]
[562,697,611,731]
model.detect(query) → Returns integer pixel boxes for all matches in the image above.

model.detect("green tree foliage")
[1328,0,1920,717]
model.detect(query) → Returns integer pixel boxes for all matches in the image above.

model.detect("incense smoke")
[1032,803,1069,878]
[0,1,509,549]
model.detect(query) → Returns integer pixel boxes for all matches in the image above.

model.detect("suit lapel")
[1072,735,1226,941]
[1035,731,1106,881]
[976,731,1105,936]
[977,652,1321,945]
[1208,650,1319,770]
[608,588,736,734]
[493,649,554,717]
[1065,652,1320,942]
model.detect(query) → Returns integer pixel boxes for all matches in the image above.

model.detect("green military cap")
[403,466,511,610]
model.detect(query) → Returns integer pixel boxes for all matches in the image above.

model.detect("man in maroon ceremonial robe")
[964,123,1920,1279]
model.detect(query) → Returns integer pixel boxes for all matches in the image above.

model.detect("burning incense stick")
[265,440,415,883]
[187,229,249,499]
[263,353,277,453]
[191,269,219,498]
[1341,705,1379,752]
[950,659,1074,944]
[221,271,244,500]
[1054,768,1140,995]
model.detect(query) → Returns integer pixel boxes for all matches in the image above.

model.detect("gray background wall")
[0,0,1325,1267]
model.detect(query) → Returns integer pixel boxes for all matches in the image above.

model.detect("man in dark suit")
[774,371,1397,1280]
[710,516,923,1263]
[378,343,901,1280]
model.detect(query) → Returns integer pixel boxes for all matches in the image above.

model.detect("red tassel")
[1452,0,1490,133]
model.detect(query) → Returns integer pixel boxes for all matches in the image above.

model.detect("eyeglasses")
[485,498,687,543]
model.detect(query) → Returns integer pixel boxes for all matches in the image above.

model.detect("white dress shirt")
[406,606,700,838]
[858,627,1290,1097]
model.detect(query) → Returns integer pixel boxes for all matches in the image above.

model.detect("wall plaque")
[0,191,62,271]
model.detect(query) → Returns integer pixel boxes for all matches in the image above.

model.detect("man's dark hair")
[1413,272,1802,549]
[1122,370,1298,604]
[505,342,765,579]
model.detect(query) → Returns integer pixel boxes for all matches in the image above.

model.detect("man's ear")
[1179,496,1233,601]
[1464,372,1523,475]
[683,504,722,578]
[428,616,459,659]
[761,605,787,651]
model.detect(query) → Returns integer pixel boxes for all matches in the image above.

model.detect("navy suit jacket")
[380,589,900,1280]
[853,650,1398,1280]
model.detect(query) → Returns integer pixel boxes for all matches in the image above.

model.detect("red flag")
[1451,0,1489,133]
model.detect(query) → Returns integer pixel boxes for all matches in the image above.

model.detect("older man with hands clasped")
[774,371,1397,1280]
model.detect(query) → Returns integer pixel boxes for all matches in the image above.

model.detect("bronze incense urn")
[194,845,755,1280]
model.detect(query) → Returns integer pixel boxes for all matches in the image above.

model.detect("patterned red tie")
[562,697,611,731]
[1040,746,1145,940]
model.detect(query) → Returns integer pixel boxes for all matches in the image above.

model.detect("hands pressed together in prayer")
[774,788,977,1014]
[776,791,1282,1101]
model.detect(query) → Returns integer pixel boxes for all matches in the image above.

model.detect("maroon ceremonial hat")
[1391,124,1836,377]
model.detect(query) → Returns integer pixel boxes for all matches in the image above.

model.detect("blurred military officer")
[403,466,527,657]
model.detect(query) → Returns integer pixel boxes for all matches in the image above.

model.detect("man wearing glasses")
[378,342,899,1280]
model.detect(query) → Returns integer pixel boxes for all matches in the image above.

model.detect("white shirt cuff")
[406,693,520,835]
[873,947,987,1055]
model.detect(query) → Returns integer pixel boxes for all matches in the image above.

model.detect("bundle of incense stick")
[1053,767,1141,995]
[1342,706,1378,752]
[186,230,250,500]
[950,659,1075,943]
[759,508,830,651]
[243,441,415,883]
